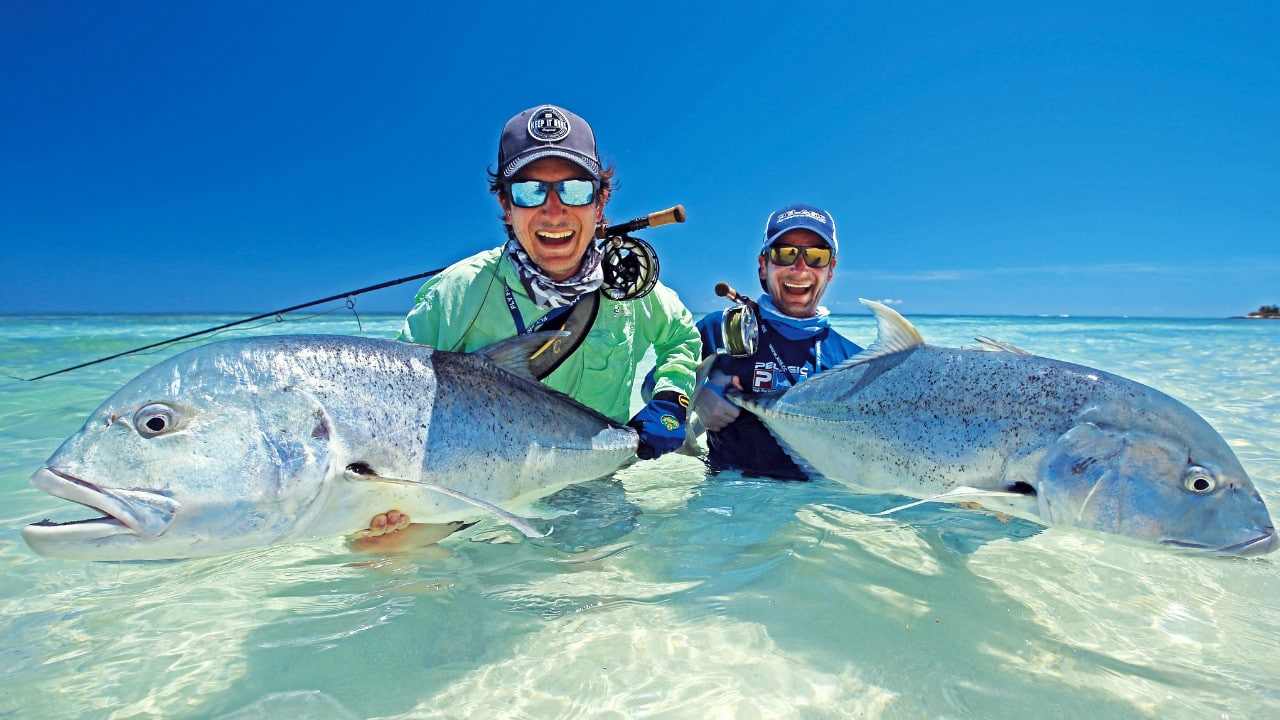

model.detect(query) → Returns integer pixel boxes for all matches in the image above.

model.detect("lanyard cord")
[760,324,799,385]
[503,284,577,336]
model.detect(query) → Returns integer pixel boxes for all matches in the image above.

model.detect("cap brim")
[762,222,838,255]
[501,149,602,181]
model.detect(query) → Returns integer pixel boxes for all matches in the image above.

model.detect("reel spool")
[599,233,660,301]
[722,304,758,357]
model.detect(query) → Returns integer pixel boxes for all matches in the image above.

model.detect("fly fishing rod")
[21,267,451,381]
[23,205,687,381]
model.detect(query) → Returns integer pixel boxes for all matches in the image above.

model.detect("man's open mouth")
[536,229,574,243]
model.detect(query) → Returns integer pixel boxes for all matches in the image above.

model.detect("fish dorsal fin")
[832,299,925,370]
[973,336,1032,354]
[475,331,571,383]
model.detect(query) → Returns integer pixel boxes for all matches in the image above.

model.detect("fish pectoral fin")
[343,466,549,538]
[870,487,1031,517]
[475,331,571,383]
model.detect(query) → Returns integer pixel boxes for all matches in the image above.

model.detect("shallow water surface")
[1,312,1278,719]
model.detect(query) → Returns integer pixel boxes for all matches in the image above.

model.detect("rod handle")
[599,204,687,238]
[647,205,686,228]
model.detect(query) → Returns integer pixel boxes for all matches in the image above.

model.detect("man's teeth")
[783,282,812,292]
[538,230,573,240]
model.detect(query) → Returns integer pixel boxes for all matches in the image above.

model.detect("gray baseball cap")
[497,105,602,182]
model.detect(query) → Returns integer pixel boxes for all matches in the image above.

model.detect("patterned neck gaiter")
[505,237,604,309]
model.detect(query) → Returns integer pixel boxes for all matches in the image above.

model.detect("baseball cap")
[497,105,602,182]
[761,204,839,256]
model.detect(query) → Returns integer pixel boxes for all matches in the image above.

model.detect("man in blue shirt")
[693,204,863,480]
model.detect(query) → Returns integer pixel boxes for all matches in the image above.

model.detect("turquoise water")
[2,311,1279,719]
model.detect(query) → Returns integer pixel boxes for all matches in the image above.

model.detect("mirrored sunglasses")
[767,244,832,268]
[506,179,598,208]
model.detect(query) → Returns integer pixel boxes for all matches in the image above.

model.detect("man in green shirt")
[360,105,700,545]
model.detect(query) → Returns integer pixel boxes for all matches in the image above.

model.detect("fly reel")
[595,205,684,302]
[599,233,660,301]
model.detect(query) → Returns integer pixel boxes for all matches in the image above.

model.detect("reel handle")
[598,204,686,238]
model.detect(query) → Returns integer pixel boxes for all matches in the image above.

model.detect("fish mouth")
[1161,527,1278,556]
[24,467,179,544]
[1219,529,1278,555]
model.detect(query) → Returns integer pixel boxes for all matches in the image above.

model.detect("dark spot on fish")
[1071,457,1096,475]
[312,411,330,440]
[347,462,376,476]
[1005,481,1036,497]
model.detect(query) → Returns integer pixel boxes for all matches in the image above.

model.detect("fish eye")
[134,403,180,438]
[1183,467,1216,494]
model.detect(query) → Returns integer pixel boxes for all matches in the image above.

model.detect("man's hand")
[692,369,742,432]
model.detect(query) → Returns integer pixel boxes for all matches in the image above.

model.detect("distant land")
[1234,304,1280,320]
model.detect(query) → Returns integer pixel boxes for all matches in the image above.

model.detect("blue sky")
[2,1,1276,318]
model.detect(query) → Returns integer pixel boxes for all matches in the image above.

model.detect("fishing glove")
[629,391,689,460]
[692,367,741,432]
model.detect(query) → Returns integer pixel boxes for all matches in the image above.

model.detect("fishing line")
[123,302,363,361]
[18,266,450,381]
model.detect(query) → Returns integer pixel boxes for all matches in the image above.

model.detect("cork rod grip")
[646,205,686,228]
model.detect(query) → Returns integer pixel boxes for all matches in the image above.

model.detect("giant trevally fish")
[23,333,638,560]
[729,300,1276,554]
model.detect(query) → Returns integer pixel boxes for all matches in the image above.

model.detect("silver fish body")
[733,300,1276,554]
[23,334,638,560]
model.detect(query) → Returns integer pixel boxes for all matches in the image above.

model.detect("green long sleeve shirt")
[399,248,700,424]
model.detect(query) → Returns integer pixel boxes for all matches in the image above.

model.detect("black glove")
[628,391,689,460]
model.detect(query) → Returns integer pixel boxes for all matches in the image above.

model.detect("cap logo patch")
[528,107,571,142]
[776,208,828,225]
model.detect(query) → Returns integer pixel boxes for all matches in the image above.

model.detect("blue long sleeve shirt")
[696,296,862,479]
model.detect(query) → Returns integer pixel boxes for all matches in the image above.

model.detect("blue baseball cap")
[761,204,839,256]
[497,105,602,182]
